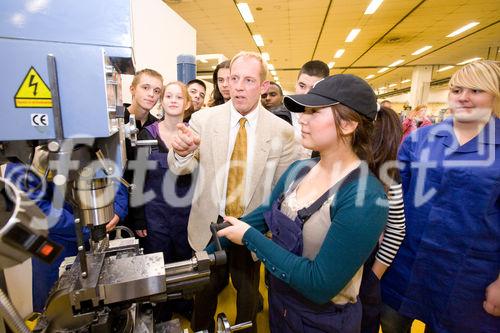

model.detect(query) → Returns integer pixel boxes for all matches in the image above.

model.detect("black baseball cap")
[284,74,377,121]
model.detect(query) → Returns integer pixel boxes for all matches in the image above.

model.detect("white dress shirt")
[219,103,258,216]
[174,102,259,217]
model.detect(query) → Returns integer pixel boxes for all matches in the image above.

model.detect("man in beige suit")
[168,51,296,332]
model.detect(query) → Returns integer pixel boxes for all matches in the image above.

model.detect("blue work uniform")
[135,123,195,322]
[265,194,362,333]
[5,163,128,312]
[137,122,195,263]
[381,117,500,332]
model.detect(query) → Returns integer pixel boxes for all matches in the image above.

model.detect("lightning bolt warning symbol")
[14,66,52,108]
[28,74,38,96]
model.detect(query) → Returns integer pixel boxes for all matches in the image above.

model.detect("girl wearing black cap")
[217,74,388,332]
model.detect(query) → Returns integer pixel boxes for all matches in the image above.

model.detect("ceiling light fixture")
[457,57,481,65]
[345,29,361,43]
[412,45,432,55]
[401,79,411,83]
[365,0,384,15]
[388,59,404,67]
[388,83,397,88]
[378,67,389,73]
[252,34,264,47]
[328,62,335,69]
[446,22,479,37]
[237,3,255,23]
[197,54,227,63]
[261,52,270,61]
[334,49,345,58]
[366,74,375,79]
[437,65,455,72]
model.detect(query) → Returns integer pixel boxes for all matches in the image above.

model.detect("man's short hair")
[269,81,283,96]
[230,51,268,82]
[131,68,163,87]
[187,79,207,91]
[298,60,329,79]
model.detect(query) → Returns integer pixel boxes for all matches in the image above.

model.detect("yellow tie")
[225,118,247,217]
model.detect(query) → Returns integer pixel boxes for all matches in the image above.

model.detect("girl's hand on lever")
[217,216,251,245]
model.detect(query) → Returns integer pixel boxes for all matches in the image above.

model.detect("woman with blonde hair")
[135,81,194,258]
[401,104,432,140]
[134,81,196,322]
[380,60,500,332]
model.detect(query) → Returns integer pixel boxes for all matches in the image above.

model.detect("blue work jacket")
[381,117,500,333]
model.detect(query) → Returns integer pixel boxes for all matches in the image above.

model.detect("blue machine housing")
[0,0,135,140]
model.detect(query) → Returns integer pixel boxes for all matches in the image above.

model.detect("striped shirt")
[376,183,406,266]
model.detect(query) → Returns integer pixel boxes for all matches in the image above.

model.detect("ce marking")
[31,113,49,127]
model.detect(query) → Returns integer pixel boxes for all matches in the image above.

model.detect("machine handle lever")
[95,149,134,191]
[210,222,231,252]
[216,313,252,332]
[209,222,231,266]
[229,321,253,331]
[136,139,158,147]
[211,222,232,233]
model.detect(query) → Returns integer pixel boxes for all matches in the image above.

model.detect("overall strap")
[277,161,315,205]
[297,167,362,223]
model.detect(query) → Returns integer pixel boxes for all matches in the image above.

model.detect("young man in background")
[292,60,329,158]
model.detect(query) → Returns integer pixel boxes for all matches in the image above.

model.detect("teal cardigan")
[216,159,388,304]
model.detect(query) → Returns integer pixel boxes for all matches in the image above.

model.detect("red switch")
[39,243,54,257]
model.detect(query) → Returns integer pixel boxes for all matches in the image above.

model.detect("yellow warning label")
[14,67,53,108]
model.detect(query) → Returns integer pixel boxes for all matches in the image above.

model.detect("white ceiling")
[164,0,500,94]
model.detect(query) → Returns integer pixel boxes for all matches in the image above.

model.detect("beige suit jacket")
[167,101,297,251]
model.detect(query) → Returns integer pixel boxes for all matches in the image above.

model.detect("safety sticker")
[31,113,49,127]
[15,67,53,108]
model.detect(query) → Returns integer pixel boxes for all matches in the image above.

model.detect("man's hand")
[106,214,120,232]
[484,276,500,316]
[171,123,201,157]
[135,229,148,238]
[217,216,251,245]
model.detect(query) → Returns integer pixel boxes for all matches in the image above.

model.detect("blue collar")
[431,117,499,153]
[477,117,500,145]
